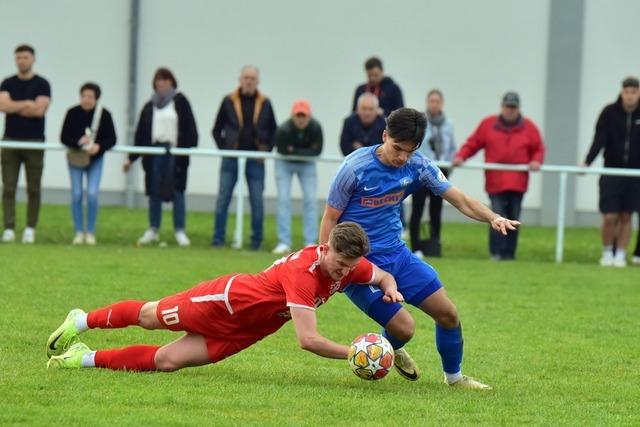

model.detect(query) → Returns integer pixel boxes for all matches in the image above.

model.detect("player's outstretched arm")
[290,307,350,359]
[442,186,520,235]
[369,265,404,303]
[318,204,342,245]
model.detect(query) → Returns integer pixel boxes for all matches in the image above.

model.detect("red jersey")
[158,245,375,341]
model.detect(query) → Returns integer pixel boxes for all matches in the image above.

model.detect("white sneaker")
[85,233,96,246]
[137,229,159,246]
[174,230,190,247]
[272,242,291,255]
[72,232,84,245]
[613,256,627,268]
[2,229,15,243]
[632,256,640,266]
[413,250,425,259]
[599,252,614,267]
[22,227,35,244]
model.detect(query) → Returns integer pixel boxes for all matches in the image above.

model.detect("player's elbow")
[298,335,322,353]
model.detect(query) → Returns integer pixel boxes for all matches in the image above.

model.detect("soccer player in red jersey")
[46,222,403,372]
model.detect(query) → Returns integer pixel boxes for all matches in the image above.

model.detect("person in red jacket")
[453,92,545,260]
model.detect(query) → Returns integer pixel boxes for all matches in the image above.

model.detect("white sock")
[615,249,626,259]
[81,351,96,368]
[603,246,613,256]
[75,313,89,332]
[445,371,463,384]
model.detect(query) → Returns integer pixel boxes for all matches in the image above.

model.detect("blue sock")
[382,329,407,350]
[435,324,463,374]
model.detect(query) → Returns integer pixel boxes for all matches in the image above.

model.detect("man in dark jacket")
[272,99,323,254]
[340,93,386,156]
[351,57,403,118]
[582,77,640,267]
[454,92,545,261]
[211,65,277,250]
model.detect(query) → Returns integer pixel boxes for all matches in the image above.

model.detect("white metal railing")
[2,140,640,262]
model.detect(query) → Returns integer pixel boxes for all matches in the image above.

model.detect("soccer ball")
[347,333,394,380]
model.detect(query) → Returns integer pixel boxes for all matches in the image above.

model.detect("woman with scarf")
[410,89,457,258]
[123,68,198,247]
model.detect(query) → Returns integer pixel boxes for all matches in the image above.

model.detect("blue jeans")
[275,159,318,247]
[149,191,185,231]
[488,191,523,259]
[148,154,185,231]
[213,157,264,248]
[68,156,104,233]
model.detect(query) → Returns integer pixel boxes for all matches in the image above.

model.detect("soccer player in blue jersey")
[319,107,519,389]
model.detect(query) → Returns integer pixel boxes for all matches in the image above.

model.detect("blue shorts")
[343,246,443,327]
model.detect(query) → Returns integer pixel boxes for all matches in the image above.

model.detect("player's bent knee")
[387,312,415,342]
[138,301,161,329]
[436,306,459,329]
[154,352,184,372]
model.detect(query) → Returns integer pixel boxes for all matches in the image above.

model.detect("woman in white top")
[123,68,198,247]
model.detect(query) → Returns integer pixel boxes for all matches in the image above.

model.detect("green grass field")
[1,204,638,426]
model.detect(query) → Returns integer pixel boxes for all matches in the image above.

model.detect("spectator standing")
[351,57,403,117]
[340,93,386,156]
[272,99,323,254]
[60,83,116,245]
[0,44,51,244]
[211,65,276,250]
[581,77,640,267]
[454,92,545,260]
[410,90,456,258]
[123,68,198,247]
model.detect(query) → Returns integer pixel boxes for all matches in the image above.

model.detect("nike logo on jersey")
[364,185,379,191]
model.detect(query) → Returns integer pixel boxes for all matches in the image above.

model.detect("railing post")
[232,157,247,249]
[555,172,568,263]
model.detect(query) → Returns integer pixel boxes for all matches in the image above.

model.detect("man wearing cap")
[453,92,545,260]
[272,99,323,254]
[581,77,640,267]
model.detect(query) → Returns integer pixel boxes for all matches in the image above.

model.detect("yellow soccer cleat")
[446,375,492,390]
[393,347,420,381]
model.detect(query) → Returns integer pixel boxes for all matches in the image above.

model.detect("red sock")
[87,300,146,329]
[95,345,159,371]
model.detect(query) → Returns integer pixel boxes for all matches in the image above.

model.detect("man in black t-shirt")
[0,44,51,244]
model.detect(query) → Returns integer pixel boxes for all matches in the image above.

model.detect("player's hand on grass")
[382,289,404,303]
[490,216,520,235]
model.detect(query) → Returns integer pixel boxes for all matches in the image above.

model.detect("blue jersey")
[327,145,452,254]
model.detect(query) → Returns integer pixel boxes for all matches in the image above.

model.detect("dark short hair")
[329,222,369,259]
[153,67,177,90]
[385,108,427,148]
[15,44,35,55]
[427,89,443,100]
[364,57,383,71]
[80,82,101,100]
[622,76,639,88]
